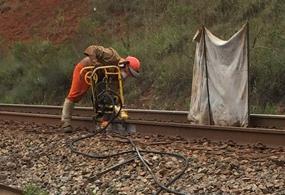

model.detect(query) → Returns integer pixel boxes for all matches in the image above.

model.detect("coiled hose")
[68,90,189,195]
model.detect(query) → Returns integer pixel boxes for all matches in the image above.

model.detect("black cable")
[68,89,189,194]
[88,157,136,182]
[113,134,189,195]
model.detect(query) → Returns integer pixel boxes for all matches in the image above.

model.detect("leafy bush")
[0,40,78,104]
[23,183,48,195]
[0,0,284,113]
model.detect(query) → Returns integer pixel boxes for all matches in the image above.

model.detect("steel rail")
[0,184,23,195]
[1,103,285,129]
[0,109,284,147]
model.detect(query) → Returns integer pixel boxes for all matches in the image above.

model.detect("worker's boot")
[61,98,75,133]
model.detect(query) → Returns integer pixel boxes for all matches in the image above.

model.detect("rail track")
[0,184,22,195]
[0,103,285,146]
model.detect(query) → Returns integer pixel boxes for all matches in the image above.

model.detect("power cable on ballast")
[68,90,189,194]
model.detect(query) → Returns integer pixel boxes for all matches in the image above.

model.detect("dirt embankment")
[0,0,91,44]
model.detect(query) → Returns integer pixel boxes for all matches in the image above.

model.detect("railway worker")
[61,45,141,133]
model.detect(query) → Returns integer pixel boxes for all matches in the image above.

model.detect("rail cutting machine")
[80,64,128,128]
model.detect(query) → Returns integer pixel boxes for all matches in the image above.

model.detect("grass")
[23,183,48,195]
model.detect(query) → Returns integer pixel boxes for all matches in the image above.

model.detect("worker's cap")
[125,56,140,78]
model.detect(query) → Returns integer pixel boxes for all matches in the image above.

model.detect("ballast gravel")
[0,120,284,194]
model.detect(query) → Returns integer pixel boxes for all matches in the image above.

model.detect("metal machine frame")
[80,65,125,123]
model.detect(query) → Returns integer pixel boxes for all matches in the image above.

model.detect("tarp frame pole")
[202,26,213,125]
[246,22,250,127]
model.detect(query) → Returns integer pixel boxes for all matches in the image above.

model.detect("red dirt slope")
[0,0,91,44]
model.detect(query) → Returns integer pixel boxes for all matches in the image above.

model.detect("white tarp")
[188,24,248,127]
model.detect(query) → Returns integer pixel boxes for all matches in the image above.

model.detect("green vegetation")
[0,0,284,113]
[23,183,48,195]
[0,40,76,104]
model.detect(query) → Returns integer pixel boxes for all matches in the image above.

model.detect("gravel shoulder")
[0,120,284,194]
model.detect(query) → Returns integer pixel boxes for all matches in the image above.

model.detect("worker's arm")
[84,45,122,66]
[78,56,92,66]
